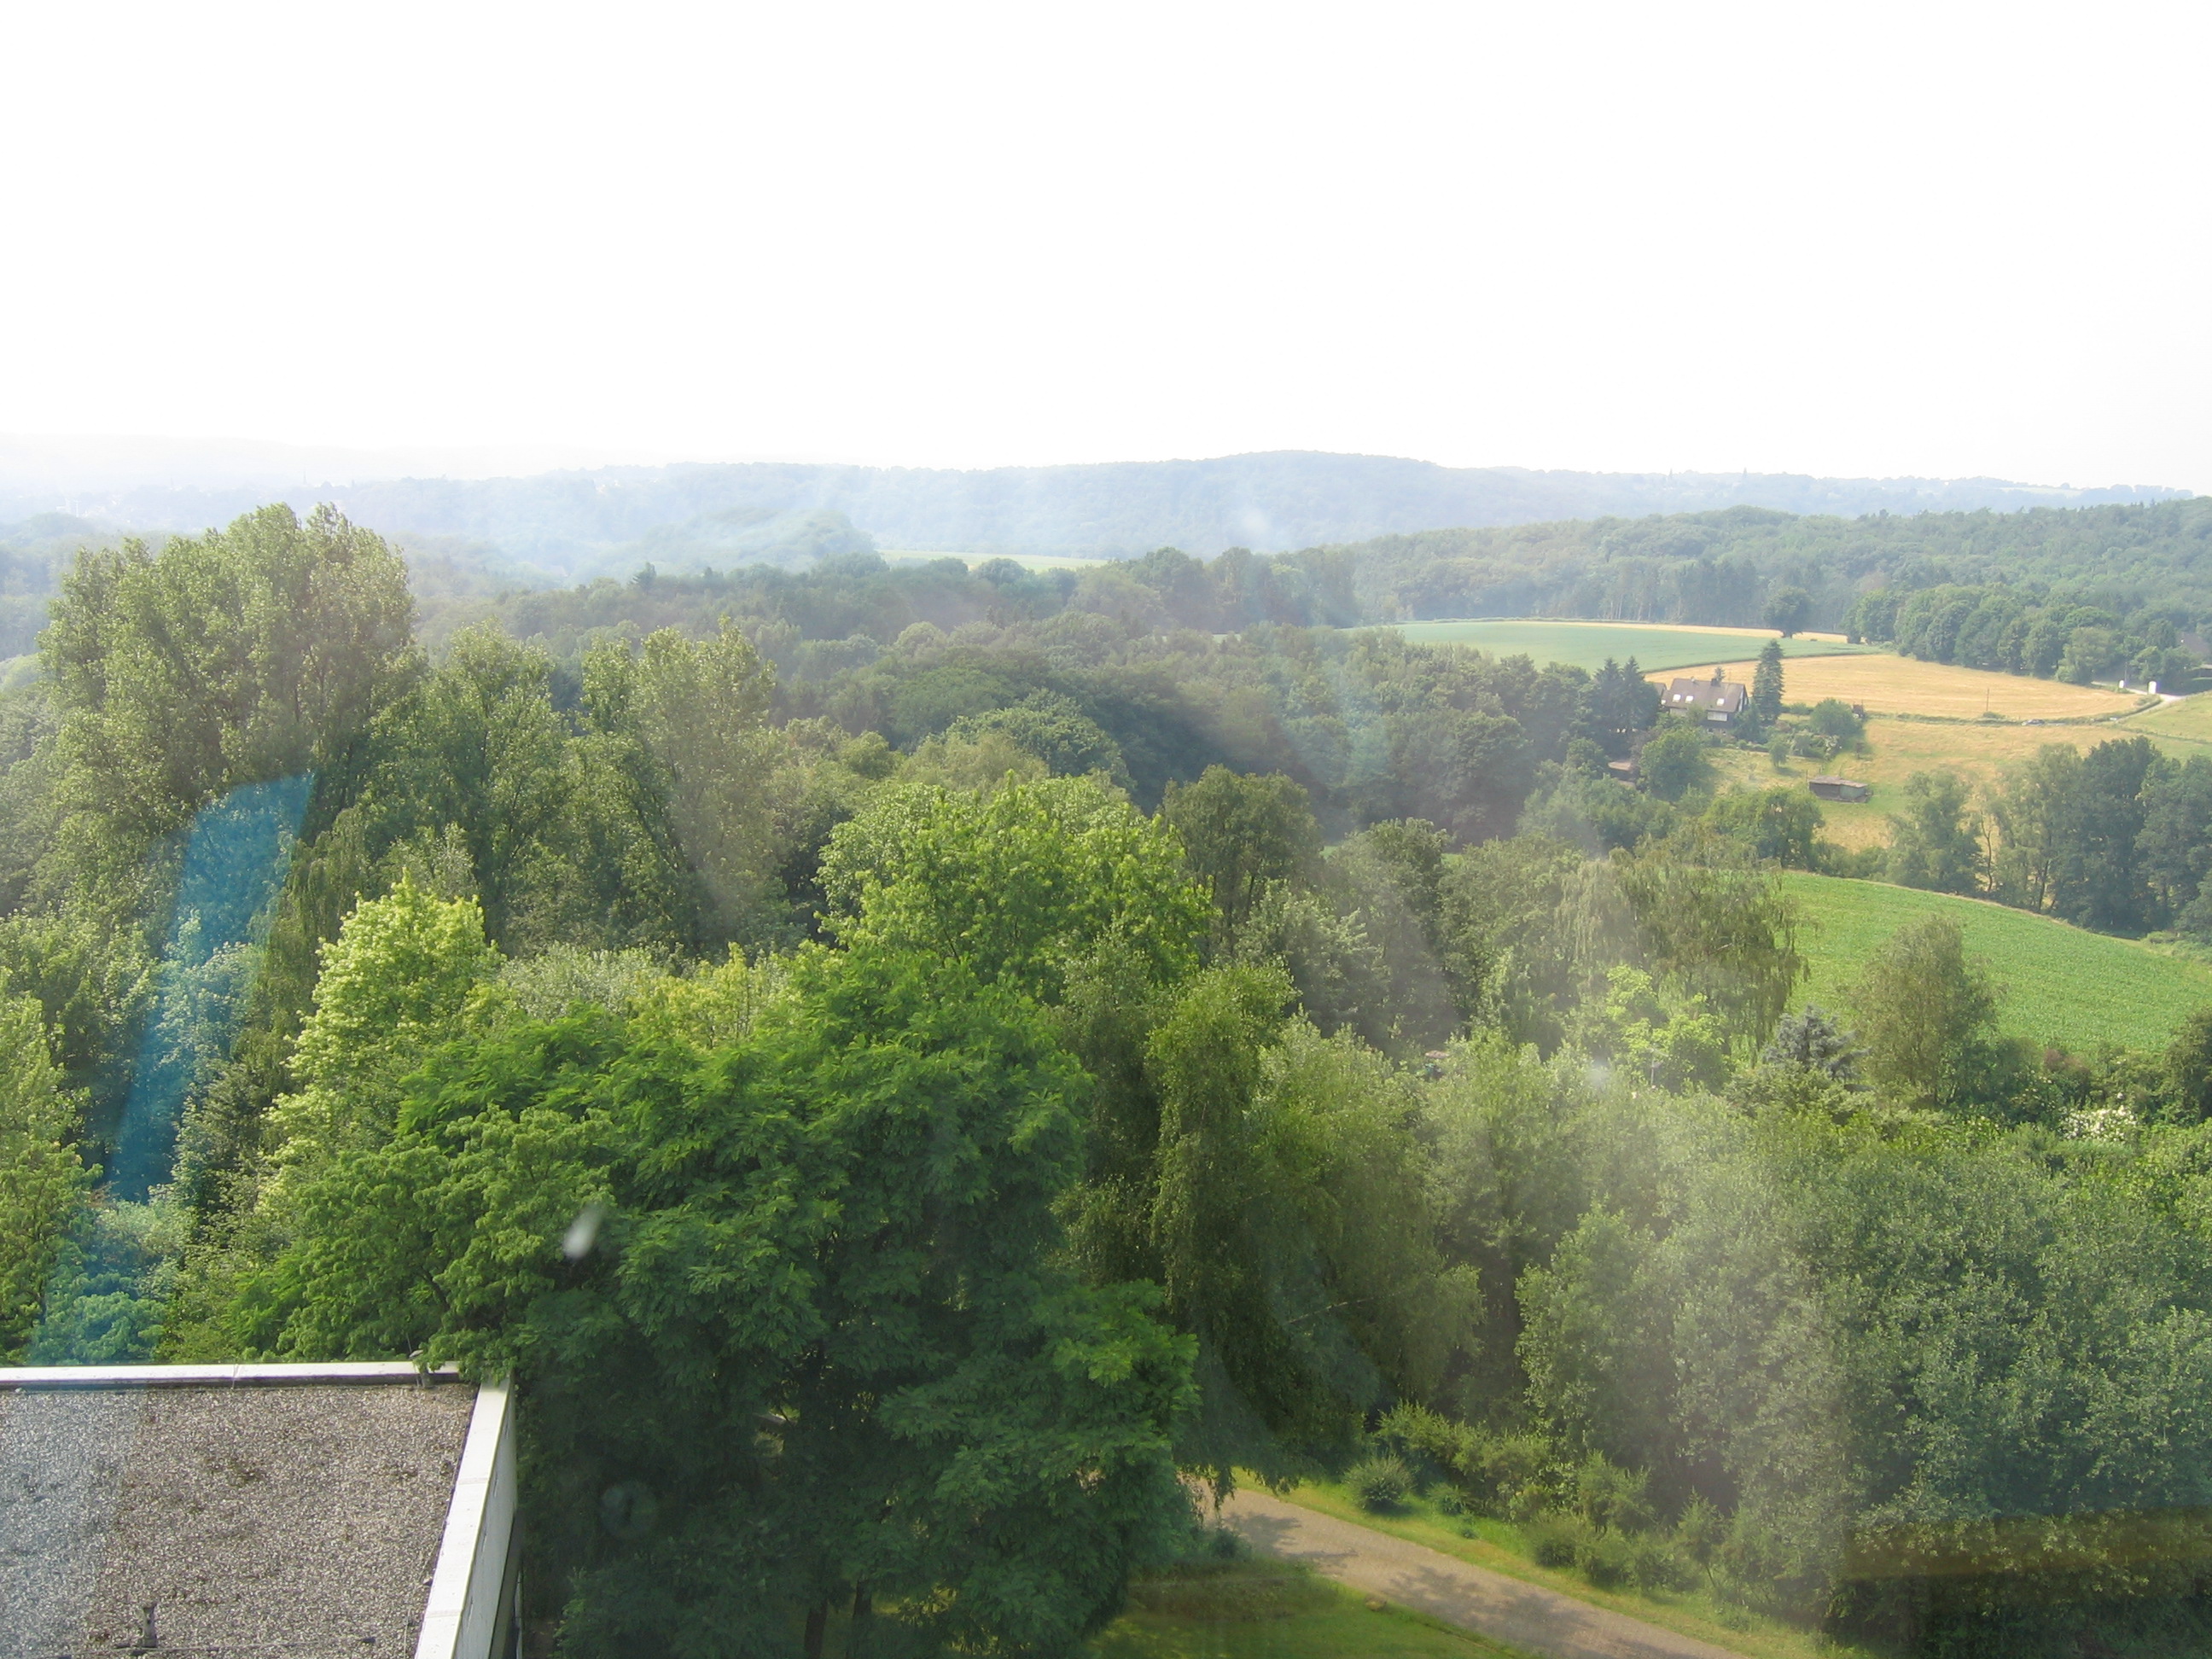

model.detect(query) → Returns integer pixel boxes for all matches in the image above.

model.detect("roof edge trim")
[0,1361,462,1388]
[416,1374,517,1659]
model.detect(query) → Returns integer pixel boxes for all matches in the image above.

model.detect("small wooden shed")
[1808,776,1871,803]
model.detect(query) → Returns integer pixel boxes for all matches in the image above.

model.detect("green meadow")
[2120,693,2212,747]
[1781,873,2212,1054]
[1384,619,1869,674]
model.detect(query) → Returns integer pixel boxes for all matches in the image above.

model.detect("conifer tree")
[1753,638,1786,725]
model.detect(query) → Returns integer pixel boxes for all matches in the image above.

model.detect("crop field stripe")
[1634,648,1854,674]
[1655,655,2145,721]
[1380,620,1867,675]
[1782,872,2212,1054]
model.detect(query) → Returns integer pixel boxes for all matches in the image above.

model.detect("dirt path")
[1220,1488,1747,1659]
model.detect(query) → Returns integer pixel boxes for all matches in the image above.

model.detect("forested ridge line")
[9,486,2211,670]
[7,504,2212,1656]
[382,494,2212,680]
[4,449,2184,575]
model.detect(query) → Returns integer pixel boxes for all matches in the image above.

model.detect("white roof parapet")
[0,1360,461,1388]
[416,1375,519,1659]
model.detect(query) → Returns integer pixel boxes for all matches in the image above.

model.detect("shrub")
[1628,1534,1695,1592]
[1674,1495,1724,1565]
[1345,1454,1414,1512]
[1572,1453,1654,1533]
[1374,1402,1473,1489]
[1816,842,1885,880]
[1524,1511,1586,1568]
[1640,725,1716,801]
[1715,1511,1828,1621]
[1808,698,1864,742]
[1469,1430,1552,1519]
[1575,1527,1636,1588]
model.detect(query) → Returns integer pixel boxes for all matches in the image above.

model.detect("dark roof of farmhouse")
[0,1363,504,1659]
[1662,676,1747,713]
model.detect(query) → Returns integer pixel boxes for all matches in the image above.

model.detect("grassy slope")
[1276,1484,1870,1659]
[1088,1575,1522,1659]
[1783,873,2212,1052]
[2122,695,2212,746]
[1388,620,1866,674]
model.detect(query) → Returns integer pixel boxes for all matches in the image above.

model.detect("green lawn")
[1782,873,2212,1053]
[2121,693,2212,747]
[1382,620,1869,674]
[1094,1560,1522,1658]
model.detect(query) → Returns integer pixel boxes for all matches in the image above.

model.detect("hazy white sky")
[2,1,2205,488]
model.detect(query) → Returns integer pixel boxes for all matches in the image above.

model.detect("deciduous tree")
[1848,916,1996,1108]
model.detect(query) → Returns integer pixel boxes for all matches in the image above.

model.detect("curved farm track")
[1221,1488,1748,1659]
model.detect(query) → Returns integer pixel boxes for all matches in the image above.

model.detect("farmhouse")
[0,1361,518,1659]
[1808,776,1871,803]
[1662,675,1748,725]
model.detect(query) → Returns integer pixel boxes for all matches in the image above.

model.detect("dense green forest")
[1851,579,2201,688]
[1303,496,2212,636]
[9,506,2212,1656]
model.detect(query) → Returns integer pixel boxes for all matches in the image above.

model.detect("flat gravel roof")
[0,1374,475,1656]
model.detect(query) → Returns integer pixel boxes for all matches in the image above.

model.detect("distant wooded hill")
[379,497,2212,685]
[1,451,2186,582]
[1265,495,2212,632]
[11,492,2212,671]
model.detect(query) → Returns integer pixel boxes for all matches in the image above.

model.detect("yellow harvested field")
[1711,713,2212,853]
[1650,653,2150,720]
[1691,685,2205,858]
[1710,723,2122,851]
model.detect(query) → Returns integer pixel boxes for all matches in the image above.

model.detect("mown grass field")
[2120,694,2212,746]
[1388,619,1866,674]
[1093,1559,1522,1658]
[1650,653,2148,720]
[1782,873,2212,1052]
